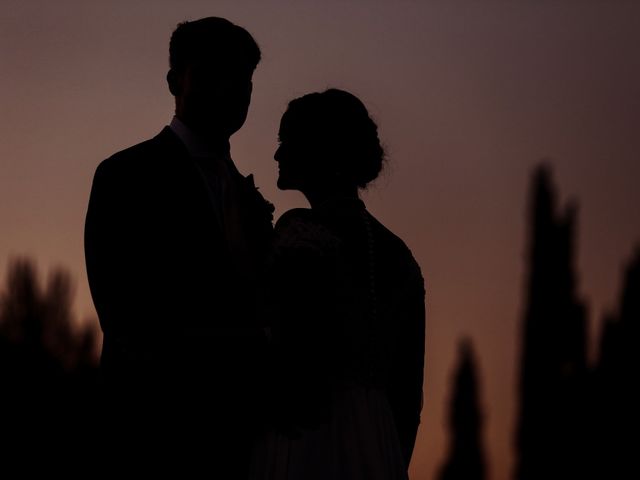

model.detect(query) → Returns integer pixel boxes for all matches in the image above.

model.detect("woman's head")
[275,89,385,193]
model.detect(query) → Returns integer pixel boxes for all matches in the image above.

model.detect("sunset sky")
[2,1,639,479]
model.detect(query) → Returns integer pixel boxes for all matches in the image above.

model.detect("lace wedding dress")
[250,199,425,480]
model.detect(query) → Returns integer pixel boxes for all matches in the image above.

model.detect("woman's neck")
[303,188,360,210]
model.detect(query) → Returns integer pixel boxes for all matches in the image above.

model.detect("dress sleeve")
[387,257,426,467]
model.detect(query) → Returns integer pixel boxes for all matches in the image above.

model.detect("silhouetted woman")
[251,89,425,480]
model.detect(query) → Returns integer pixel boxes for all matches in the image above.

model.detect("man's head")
[167,17,261,139]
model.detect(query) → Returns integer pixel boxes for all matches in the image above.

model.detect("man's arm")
[85,159,163,363]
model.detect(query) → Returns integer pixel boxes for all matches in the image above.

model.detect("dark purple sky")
[2,1,639,478]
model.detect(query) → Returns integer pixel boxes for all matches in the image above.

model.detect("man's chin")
[277,178,293,191]
[185,116,244,139]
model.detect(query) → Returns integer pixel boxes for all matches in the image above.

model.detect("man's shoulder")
[98,127,178,174]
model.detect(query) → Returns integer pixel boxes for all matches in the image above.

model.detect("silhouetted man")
[84,17,273,476]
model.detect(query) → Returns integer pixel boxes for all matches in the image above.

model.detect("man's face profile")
[173,55,254,138]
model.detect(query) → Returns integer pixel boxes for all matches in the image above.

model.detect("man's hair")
[169,17,261,73]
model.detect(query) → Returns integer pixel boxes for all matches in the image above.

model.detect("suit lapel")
[153,127,227,242]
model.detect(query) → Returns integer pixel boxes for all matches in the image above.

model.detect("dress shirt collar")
[169,116,230,158]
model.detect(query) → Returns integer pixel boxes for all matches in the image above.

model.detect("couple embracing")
[85,17,425,480]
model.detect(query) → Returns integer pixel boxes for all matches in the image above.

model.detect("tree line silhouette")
[0,259,99,380]
[438,165,639,480]
[0,165,636,477]
[0,259,100,464]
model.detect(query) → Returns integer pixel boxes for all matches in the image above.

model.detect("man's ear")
[167,69,181,96]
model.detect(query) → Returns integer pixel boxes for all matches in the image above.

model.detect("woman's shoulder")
[275,208,314,230]
[369,214,424,286]
[273,208,342,256]
[368,215,411,255]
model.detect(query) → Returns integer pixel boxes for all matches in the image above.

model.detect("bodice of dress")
[263,199,425,445]
[260,198,425,466]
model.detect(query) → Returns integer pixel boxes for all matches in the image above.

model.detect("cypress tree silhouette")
[438,338,486,480]
[594,247,640,480]
[515,166,589,480]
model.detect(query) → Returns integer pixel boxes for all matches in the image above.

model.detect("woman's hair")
[282,89,386,189]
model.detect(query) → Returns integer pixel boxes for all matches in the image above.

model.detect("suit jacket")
[85,126,273,409]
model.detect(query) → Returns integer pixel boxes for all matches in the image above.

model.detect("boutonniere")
[239,174,275,263]
[241,174,275,225]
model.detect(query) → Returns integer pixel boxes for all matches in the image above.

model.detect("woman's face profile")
[275,115,315,191]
